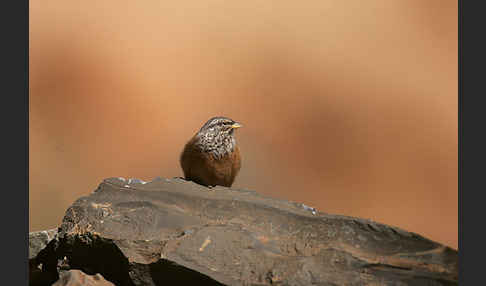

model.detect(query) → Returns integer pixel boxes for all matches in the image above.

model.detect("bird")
[180,116,242,188]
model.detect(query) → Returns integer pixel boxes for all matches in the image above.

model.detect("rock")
[30,177,458,285]
[53,270,115,286]
[29,229,58,260]
[29,229,59,286]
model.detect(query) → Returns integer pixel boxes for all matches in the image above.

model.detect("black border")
[5,0,29,285]
[460,0,484,284]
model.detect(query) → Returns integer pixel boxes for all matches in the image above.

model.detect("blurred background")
[30,0,457,249]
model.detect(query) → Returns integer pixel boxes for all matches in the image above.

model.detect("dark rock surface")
[30,229,59,286]
[30,229,58,260]
[30,177,458,285]
[52,270,115,286]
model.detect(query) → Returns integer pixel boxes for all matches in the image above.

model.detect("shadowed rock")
[29,177,458,285]
[52,270,115,286]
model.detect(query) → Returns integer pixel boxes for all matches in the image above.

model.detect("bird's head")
[199,116,242,137]
[196,116,242,157]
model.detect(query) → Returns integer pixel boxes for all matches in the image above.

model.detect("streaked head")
[196,116,242,157]
[199,116,242,136]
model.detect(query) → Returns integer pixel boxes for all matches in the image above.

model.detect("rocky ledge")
[29,177,458,285]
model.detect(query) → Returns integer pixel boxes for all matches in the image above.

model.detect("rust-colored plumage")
[180,117,242,187]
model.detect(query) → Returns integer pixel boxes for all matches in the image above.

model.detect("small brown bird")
[180,116,242,188]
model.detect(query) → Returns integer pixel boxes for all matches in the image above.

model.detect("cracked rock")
[29,177,458,285]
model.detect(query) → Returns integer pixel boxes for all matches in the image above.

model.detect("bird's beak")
[231,122,242,129]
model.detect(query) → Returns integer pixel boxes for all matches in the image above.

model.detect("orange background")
[30,1,458,249]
